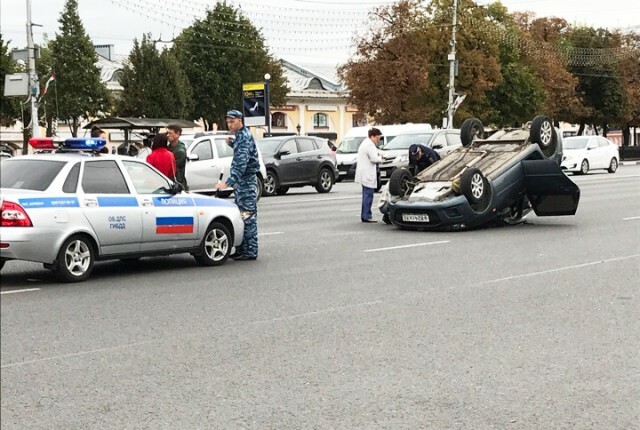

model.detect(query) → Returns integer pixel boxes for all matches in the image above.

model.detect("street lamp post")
[26,0,40,142]
[264,73,271,137]
[446,0,458,129]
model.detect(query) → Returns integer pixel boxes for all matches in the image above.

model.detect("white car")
[561,136,619,174]
[0,137,244,282]
[184,133,267,198]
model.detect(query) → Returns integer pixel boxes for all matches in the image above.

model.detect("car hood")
[336,153,357,164]
[381,149,407,159]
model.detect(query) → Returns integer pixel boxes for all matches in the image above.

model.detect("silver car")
[0,150,244,282]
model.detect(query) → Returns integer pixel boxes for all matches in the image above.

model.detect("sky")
[1,0,638,67]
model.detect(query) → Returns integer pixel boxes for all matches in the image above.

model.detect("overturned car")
[378,115,580,230]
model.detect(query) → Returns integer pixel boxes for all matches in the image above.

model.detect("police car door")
[121,160,199,251]
[79,159,143,255]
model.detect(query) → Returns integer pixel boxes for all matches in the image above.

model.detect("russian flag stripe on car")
[155,216,194,234]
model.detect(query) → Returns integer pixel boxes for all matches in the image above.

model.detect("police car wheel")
[55,235,95,282]
[194,222,231,266]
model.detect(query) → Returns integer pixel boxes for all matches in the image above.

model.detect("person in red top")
[146,133,177,180]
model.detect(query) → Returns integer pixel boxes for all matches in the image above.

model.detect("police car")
[0,137,244,282]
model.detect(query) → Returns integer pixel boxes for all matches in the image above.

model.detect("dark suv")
[257,136,339,196]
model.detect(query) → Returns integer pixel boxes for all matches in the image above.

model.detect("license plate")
[402,213,430,222]
[380,170,387,177]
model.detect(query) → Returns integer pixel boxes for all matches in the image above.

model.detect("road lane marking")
[251,300,384,325]
[0,339,158,369]
[340,208,360,212]
[0,288,40,295]
[479,253,640,285]
[260,195,360,206]
[258,231,284,236]
[623,216,640,221]
[364,240,450,253]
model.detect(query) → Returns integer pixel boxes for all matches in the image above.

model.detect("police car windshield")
[257,137,287,155]
[382,133,433,150]
[336,137,365,154]
[0,159,66,191]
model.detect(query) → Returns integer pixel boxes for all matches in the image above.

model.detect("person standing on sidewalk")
[355,128,384,223]
[215,110,260,261]
[166,124,188,191]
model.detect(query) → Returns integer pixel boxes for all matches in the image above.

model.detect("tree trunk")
[578,123,585,136]
[623,126,630,146]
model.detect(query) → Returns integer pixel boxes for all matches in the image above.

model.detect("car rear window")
[0,159,66,191]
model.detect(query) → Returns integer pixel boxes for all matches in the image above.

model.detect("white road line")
[251,300,384,325]
[0,288,40,295]
[479,254,640,285]
[0,339,158,369]
[258,231,284,236]
[623,216,640,221]
[340,208,361,212]
[364,240,450,253]
[260,195,360,206]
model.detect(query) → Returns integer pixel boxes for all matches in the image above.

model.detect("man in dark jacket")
[215,110,260,261]
[409,143,441,175]
[167,124,188,191]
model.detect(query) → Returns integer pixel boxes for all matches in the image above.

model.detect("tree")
[50,0,109,136]
[616,32,640,145]
[0,33,22,127]
[117,34,193,118]
[173,1,288,130]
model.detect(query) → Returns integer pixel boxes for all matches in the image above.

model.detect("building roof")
[280,59,346,99]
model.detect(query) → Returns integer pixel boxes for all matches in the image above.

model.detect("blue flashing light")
[63,137,107,151]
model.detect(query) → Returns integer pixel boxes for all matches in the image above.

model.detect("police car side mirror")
[188,153,199,161]
[170,182,184,195]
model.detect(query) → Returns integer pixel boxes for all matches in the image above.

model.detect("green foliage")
[173,1,288,130]
[50,0,109,136]
[0,33,22,127]
[117,34,193,119]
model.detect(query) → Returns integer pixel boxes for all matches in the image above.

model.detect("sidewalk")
[621,160,640,165]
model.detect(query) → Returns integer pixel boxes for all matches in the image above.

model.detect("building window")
[313,113,328,128]
[352,113,367,127]
[272,112,287,128]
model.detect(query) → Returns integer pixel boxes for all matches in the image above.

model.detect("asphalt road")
[2,166,639,429]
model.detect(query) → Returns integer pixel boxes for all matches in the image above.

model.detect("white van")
[335,123,432,181]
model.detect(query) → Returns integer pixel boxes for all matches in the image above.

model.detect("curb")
[621,160,640,165]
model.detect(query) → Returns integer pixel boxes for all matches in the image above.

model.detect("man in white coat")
[355,127,383,223]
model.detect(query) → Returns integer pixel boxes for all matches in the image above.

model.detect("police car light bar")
[63,137,107,151]
[29,137,58,149]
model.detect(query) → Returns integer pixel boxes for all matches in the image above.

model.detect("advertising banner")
[242,82,267,126]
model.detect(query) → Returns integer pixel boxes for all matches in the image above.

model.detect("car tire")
[530,115,557,157]
[607,157,618,173]
[55,234,95,282]
[579,159,589,175]
[194,221,231,266]
[389,168,413,197]
[256,176,264,201]
[315,168,334,193]
[460,118,484,147]
[276,186,289,195]
[460,167,490,208]
[263,171,279,196]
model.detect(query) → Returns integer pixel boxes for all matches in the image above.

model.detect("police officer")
[215,110,260,261]
[408,143,441,175]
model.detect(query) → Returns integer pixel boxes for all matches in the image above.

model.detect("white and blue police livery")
[0,137,244,282]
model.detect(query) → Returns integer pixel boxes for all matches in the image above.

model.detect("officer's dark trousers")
[234,176,258,258]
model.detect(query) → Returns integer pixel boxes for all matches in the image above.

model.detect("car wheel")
[607,157,618,173]
[55,234,95,282]
[460,118,484,147]
[263,171,279,196]
[276,186,289,195]
[530,115,557,157]
[580,159,589,175]
[389,168,413,197]
[460,167,490,209]
[194,221,231,266]
[382,213,392,225]
[256,176,264,201]
[315,168,334,193]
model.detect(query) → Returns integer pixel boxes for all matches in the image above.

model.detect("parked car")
[379,129,462,183]
[379,115,580,230]
[335,123,432,181]
[0,137,244,282]
[185,132,267,199]
[561,135,619,175]
[257,136,339,196]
